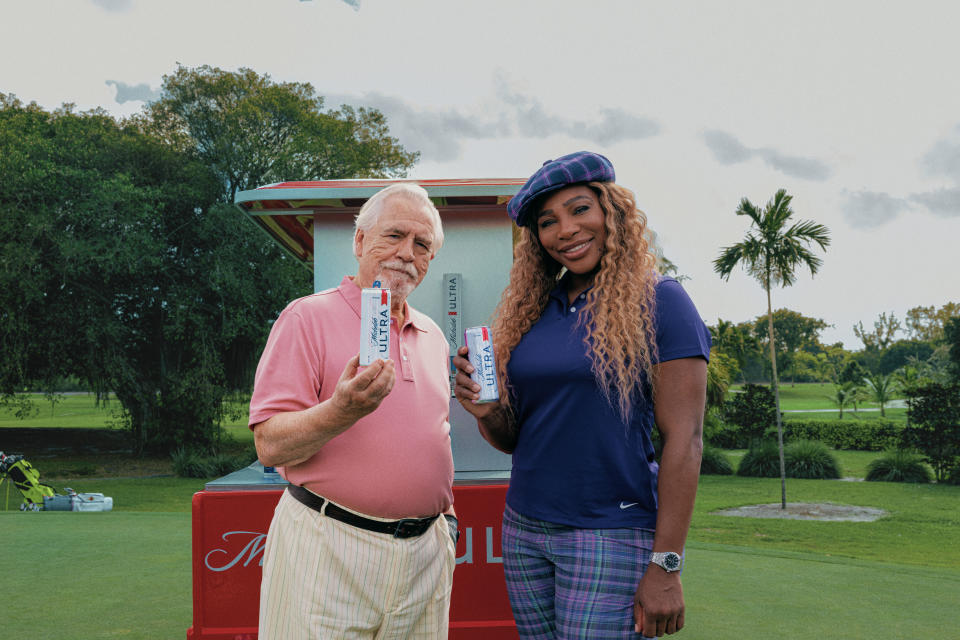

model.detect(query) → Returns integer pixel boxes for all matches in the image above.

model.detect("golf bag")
[0,451,56,511]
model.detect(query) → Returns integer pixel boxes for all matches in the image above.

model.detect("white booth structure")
[233,178,526,478]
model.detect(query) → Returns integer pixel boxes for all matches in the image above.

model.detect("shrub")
[781,419,903,451]
[171,448,255,478]
[700,445,734,475]
[702,409,746,449]
[865,450,933,483]
[945,460,960,486]
[784,439,841,479]
[725,384,777,447]
[736,441,782,477]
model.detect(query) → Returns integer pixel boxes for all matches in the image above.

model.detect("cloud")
[841,190,912,228]
[909,188,960,218]
[91,0,133,11]
[703,129,832,181]
[106,80,161,104]
[325,79,660,162]
[908,126,960,217]
[921,126,960,178]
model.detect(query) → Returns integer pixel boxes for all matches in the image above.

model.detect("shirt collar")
[337,275,428,333]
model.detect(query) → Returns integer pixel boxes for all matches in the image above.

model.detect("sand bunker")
[711,502,887,522]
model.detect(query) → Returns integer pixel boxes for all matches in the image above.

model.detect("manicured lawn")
[2,475,958,639]
[0,393,119,429]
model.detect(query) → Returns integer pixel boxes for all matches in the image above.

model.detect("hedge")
[775,419,903,451]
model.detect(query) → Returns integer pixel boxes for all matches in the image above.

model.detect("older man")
[250,183,456,639]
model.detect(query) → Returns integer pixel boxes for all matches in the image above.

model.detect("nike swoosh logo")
[619,502,638,509]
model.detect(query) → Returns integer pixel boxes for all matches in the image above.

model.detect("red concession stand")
[187,179,524,639]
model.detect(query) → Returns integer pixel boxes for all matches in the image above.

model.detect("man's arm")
[634,356,707,637]
[254,356,396,467]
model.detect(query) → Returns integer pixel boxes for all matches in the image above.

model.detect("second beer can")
[464,326,499,403]
[359,285,391,365]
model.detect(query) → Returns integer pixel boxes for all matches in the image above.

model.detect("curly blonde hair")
[492,182,659,421]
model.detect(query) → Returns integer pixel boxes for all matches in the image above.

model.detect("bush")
[865,450,933,483]
[945,460,960,486]
[736,441,782,477]
[725,384,777,446]
[702,409,746,449]
[784,439,841,479]
[700,445,734,475]
[781,419,903,451]
[172,447,256,478]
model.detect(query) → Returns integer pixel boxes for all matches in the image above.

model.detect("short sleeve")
[248,304,324,428]
[653,277,712,364]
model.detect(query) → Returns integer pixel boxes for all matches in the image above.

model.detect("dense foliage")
[0,66,418,454]
[724,384,777,448]
[902,383,960,482]
[781,419,903,451]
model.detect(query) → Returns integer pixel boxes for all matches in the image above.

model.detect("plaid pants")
[501,505,657,640]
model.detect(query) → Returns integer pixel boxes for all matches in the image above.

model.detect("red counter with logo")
[187,478,517,639]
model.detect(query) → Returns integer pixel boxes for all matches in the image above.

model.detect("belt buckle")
[393,518,423,538]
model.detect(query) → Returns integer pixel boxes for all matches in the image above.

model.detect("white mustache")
[380,260,418,280]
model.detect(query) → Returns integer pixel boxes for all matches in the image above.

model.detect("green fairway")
[3,474,958,639]
[1,512,192,640]
[0,393,118,429]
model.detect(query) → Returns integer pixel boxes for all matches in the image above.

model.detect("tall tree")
[752,309,828,385]
[905,302,960,342]
[1,78,417,454]
[714,189,830,508]
[854,311,902,351]
[141,65,418,201]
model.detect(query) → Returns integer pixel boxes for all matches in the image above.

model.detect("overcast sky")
[3,0,958,349]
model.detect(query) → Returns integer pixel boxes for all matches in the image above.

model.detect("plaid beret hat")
[507,151,615,227]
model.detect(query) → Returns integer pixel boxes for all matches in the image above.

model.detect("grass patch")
[692,475,960,569]
[0,512,192,639]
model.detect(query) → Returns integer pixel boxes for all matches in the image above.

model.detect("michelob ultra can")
[359,284,391,365]
[464,326,499,403]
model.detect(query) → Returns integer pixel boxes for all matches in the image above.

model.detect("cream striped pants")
[258,490,456,639]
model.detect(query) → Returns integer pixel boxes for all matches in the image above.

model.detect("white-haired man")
[250,183,457,639]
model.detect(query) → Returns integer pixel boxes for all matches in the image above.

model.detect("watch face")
[663,552,681,571]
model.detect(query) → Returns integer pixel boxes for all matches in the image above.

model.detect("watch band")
[649,551,683,572]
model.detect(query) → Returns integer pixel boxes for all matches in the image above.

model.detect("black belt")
[287,484,439,539]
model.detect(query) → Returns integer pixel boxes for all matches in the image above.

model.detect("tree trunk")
[766,285,787,509]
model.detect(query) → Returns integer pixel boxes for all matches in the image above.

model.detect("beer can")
[464,326,499,403]
[359,284,391,365]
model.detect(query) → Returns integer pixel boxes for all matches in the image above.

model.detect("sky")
[2,0,959,349]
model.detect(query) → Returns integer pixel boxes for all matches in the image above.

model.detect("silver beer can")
[464,326,500,403]
[359,285,391,365]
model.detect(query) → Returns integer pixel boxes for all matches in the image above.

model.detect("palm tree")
[863,371,897,417]
[829,381,858,419]
[714,189,830,508]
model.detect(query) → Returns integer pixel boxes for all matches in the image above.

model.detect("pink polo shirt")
[249,276,453,519]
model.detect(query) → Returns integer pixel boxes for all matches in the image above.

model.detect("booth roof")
[234,178,525,265]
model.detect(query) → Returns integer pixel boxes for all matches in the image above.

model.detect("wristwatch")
[649,551,683,572]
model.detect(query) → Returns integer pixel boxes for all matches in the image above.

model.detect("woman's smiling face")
[535,185,608,288]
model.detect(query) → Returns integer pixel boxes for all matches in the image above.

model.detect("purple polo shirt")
[505,276,711,529]
[249,276,453,519]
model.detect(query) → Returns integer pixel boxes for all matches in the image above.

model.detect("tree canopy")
[1,66,419,453]
[141,65,417,201]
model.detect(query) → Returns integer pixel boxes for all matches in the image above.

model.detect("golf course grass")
[2,385,958,638]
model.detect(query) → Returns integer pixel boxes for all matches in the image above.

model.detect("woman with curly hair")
[453,151,711,639]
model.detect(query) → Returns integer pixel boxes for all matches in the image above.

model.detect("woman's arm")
[451,345,519,454]
[634,356,707,637]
